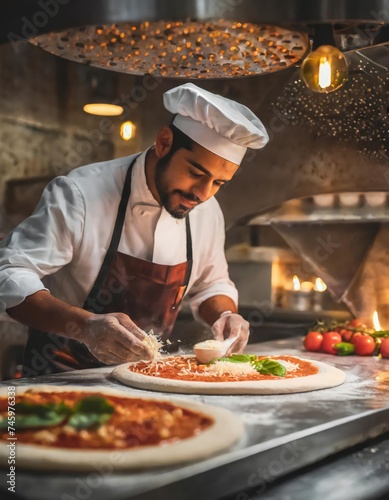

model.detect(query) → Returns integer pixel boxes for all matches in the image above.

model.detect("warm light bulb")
[318,57,331,89]
[83,103,124,116]
[120,121,136,141]
[301,45,348,93]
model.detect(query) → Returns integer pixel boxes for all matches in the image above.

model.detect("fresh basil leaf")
[72,396,114,414]
[253,359,286,377]
[212,354,256,364]
[0,417,8,430]
[68,412,113,430]
[14,413,69,429]
[68,396,114,430]
[15,401,70,416]
[5,401,71,429]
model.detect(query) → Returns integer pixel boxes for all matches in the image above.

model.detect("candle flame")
[314,277,327,292]
[372,311,381,331]
[292,275,301,291]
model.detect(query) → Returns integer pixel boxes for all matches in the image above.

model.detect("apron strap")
[83,155,139,311]
[184,215,193,288]
[84,154,194,310]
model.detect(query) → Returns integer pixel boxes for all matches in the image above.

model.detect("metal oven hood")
[1,1,389,78]
[2,0,389,37]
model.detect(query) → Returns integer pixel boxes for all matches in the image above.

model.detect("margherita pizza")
[0,385,243,471]
[112,354,346,394]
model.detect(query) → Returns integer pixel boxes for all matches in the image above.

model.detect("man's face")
[155,143,239,219]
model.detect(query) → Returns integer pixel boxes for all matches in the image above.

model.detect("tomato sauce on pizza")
[128,355,319,382]
[0,391,213,449]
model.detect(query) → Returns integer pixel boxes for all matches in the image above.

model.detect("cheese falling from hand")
[142,330,164,361]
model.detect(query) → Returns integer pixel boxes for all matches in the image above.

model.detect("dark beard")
[155,156,200,219]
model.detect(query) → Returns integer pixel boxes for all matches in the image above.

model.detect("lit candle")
[301,281,314,292]
[313,277,327,311]
[284,276,313,311]
[372,310,381,331]
[292,275,301,291]
[314,277,327,292]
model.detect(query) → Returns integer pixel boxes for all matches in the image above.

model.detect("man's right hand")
[83,313,154,365]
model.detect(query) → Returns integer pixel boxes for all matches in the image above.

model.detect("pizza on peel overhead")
[0,385,243,471]
[112,353,346,395]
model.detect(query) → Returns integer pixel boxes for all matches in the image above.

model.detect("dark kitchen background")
[1,3,389,500]
[1,9,389,378]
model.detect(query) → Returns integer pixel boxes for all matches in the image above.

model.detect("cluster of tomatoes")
[303,319,389,357]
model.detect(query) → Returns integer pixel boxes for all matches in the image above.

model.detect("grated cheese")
[142,330,163,361]
[194,340,223,350]
[176,360,258,378]
[205,361,258,377]
[276,359,299,372]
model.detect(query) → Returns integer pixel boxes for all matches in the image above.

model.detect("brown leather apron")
[22,155,193,377]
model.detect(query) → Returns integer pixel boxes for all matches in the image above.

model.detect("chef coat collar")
[129,148,160,211]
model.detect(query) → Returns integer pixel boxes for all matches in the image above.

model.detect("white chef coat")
[0,150,238,322]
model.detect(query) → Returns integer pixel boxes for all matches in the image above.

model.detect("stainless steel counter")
[1,337,389,500]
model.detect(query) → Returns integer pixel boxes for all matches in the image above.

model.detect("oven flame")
[372,310,381,331]
[314,277,327,292]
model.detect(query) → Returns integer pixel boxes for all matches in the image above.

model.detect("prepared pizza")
[0,385,243,470]
[112,354,346,394]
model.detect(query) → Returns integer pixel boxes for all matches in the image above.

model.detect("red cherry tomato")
[379,338,389,358]
[339,328,354,342]
[350,331,364,342]
[321,331,342,354]
[304,331,323,352]
[348,319,367,329]
[352,335,376,356]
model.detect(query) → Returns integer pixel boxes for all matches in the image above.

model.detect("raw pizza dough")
[0,385,244,471]
[112,356,346,395]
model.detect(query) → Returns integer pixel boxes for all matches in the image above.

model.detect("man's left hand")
[212,313,250,355]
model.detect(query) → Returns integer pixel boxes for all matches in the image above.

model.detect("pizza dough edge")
[0,384,244,471]
[111,356,346,395]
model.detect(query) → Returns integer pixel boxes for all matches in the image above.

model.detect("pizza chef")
[0,83,269,377]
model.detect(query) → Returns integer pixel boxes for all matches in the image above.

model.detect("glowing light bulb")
[301,45,348,93]
[83,103,124,116]
[318,57,331,89]
[120,121,136,140]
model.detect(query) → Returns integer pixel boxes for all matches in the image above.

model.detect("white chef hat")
[163,83,269,164]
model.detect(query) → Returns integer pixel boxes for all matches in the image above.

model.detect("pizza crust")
[0,385,244,471]
[112,356,346,395]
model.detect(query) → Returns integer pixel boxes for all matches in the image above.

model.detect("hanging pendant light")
[300,24,349,93]
[82,72,124,116]
[301,44,349,93]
